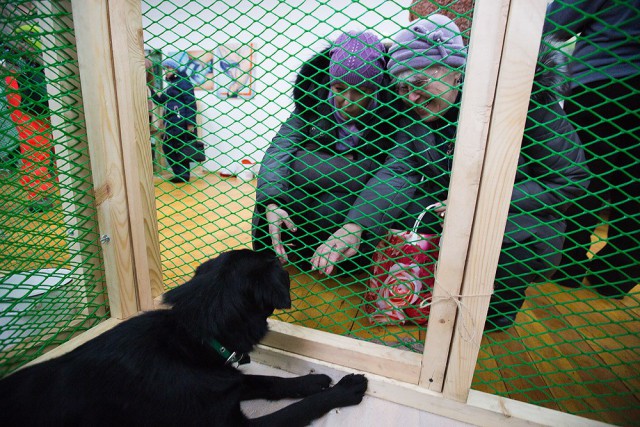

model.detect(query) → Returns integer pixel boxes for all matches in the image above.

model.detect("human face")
[395,66,461,122]
[330,82,375,120]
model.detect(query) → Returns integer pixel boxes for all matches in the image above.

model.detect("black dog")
[0,249,367,426]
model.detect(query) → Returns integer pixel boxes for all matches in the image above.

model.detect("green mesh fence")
[142,1,639,423]
[0,1,109,376]
[0,0,638,425]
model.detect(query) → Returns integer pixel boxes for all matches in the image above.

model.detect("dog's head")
[162,249,291,353]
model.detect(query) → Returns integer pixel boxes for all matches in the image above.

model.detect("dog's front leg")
[243,374,367,427]
[240,374,331,400]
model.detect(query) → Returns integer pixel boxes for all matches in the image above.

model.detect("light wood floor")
[153,170,639,426]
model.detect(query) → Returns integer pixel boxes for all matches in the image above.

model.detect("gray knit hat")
[388,14,467,76]
[329,31,386,89]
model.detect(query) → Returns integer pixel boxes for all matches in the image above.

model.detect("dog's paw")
[288,373,332,397]
[331,374,368,406]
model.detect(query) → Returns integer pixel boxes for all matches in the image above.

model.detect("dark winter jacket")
[347,44,590,252]
[152,69,197,130]
[256,46,403,207]
[543,0,640,87]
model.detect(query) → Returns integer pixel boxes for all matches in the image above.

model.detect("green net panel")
[0,1,109,376]
[0,0,638,425]
[142,1,639,423]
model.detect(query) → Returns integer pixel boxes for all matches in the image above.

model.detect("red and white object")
[364,206,441,325]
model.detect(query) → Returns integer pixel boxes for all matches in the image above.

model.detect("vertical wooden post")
[106,0,164,304]
[70,0,159,317]
[442,0,548,402]
[420,0,512,391]
[37,0,108,317]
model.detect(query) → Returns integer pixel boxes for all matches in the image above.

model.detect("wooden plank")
[420,0,511,391]
[443,0,549,402]
[36,0,107,317]
[515,309,597,416]
[535,285,640,414]
[262,319,423,384]
[70,0,139,319]
[482,326,560,410]
[541,283,640,399]
[467,389,609,427]
[471,333,510,398]
[524,291,639,425]
[619,285,640,312]
[253,345,609,427]
[106,0,161,307]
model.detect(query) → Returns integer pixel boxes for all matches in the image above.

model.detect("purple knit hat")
[329,31,386,89]
[388,14,467,76]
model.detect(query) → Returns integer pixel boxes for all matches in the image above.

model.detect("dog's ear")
[162,254,228,307]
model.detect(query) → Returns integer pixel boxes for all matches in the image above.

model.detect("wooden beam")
[106,0,162,308]
[420,0,511,392]
[263,320,422,384]
[70,0,139,319]
[443,0,549,402]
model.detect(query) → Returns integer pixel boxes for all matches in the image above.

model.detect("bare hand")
[265,204,297,264]
[311,223,363,275]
